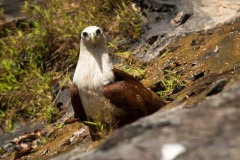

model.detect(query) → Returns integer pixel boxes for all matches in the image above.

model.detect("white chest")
[72,45,115,117]
[73,46,114,91]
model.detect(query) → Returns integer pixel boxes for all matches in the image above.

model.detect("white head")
[81,26,106,47]
[73,26,114,91]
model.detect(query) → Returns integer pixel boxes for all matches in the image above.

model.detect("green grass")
[0,0,142,132]
[84,120,107,139]
[120,65,146,80]
[157,70,186,98]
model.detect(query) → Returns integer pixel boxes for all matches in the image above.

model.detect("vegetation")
[84,120,108,139]
[121,65,146,80]
[157,70,186,98]
[0,0,3,17]
[0,0,142,132]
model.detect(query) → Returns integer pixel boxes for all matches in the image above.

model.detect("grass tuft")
[157,70,186,98]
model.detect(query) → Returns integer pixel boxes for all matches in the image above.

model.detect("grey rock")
[206,79,228,96]
[55,88,75,122]
[0,0,24,17]
[170,11,192,27]
[53,75,240,160]
[134,0,240,61]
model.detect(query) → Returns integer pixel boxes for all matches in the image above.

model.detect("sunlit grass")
[0,0,142,131]
[120,66,146,80]
[157,70,186,98]
[84,120,107,139]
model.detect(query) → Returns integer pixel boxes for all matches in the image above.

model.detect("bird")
[70,26,166,140]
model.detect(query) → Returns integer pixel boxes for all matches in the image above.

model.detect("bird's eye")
[82,32,88,38]
[96,29,101,35]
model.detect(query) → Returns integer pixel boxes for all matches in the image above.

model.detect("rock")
[0,0,44,26]
[0,0,24,17]
[192,71,205,81]
[0,122,44,159]
[133,0,240,61]
[192,46,219,66]
[143,0,176,12]
[52,75,240,160]
[206,79,228,96]
[170,11,192,27]
[14,143,33,159]
[0,0,26,26]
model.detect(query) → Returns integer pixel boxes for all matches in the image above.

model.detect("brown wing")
[112,68,137,81]
[103,69,166,127]
[69,84,87,121]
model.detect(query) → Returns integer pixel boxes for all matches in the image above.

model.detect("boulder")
[134,0,240,61]
[52,75,240,160]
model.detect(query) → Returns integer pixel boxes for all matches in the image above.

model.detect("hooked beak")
[89,33,96,44]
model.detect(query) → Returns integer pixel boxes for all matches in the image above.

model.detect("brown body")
[70,68,166,129]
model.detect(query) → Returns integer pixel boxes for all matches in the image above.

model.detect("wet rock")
[53,75,240,160]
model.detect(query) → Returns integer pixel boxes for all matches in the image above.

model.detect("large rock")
[53,74,240,160]
[135,0,240,61]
